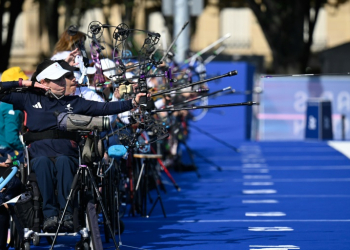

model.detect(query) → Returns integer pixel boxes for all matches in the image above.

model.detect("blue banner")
[259,76,350,140]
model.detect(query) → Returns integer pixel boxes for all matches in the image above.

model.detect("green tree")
[0,0,25,71]
[244,0,348,73]
[38,0,136,55]
[0,0,139,69]
[37,0,104,56]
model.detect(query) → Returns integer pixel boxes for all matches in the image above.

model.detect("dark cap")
[56,60,80,73]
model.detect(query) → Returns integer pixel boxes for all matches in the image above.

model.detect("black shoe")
[60,213,74,232]
[43,216,58,232]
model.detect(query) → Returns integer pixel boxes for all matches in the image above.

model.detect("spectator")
[0,67,26,160]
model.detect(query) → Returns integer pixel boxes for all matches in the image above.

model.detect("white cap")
[75,55,96,75]
[73,70,82,80]
[86,66,97,74]
[100,58,117,80]
[51,51,71,61]
[125,72,138,83]
[36,62,70,81]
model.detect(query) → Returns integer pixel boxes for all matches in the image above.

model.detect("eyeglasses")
[46,76,65,82]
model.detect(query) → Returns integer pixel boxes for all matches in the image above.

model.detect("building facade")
[4,0,350,72]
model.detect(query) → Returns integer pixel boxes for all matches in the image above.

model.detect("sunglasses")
[65,73,75,79]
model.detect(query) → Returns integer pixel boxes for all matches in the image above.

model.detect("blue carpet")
[11,140,350,249]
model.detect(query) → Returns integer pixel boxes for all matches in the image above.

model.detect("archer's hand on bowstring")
[132,92,150,107]
[113,88,121,100]
[22,80,50,91]
[65,48,80,66]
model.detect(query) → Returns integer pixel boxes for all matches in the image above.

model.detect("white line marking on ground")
[250,245,300,250]
[250,248,296,250]
[245,212,286,217]
[254,194,350,198]
[229,166,350,171]
[284,166,350,170]
[244,154,263,158]
[244,175,272,179]
[242,200,279,204]
[243,164,268,168]
[244,182,274,186]
[242,159,266,163]
[178,219,350,223]
[258,156,345,161]
[243,189,277,194]
[248,227,293,231]
[242,169,270,173]
[240,178,350,182]
[176,194,350,199]
[328,141,350,159]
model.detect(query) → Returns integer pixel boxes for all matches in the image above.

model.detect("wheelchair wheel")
[102,161,117,242]
[23,241,31,250]
[83,241,90,250]
[75,241,82,250]
[10,220,21,250]
[19,163,26,184]
[101,169,110,243]
[75,240,90,250]
[32,234,40,246]
[116,218,124,235]
[45,236,54,245]
[101,179,110,242]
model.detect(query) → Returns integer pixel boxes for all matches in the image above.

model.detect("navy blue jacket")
[0,81,133,158]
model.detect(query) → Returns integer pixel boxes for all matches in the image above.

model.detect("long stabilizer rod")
[151,70,237,97]
[152,101,258,113]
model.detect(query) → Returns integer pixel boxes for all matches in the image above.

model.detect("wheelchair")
[8,129,123,250]
[99,134,129,243]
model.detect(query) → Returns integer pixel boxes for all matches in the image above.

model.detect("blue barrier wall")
[259,76,350,140]
[187,62,255,148]
[305,99,333,140]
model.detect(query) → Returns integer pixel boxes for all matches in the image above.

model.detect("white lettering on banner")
[294,91,307,112]
[308,115,317,130]
[321,91,334,102]
[337,91,350,112]
[293,119,305,136]
[324,116,331,130]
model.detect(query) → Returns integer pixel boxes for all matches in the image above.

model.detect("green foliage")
[245,0,349,73]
